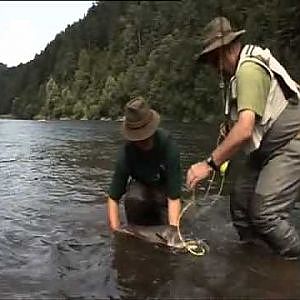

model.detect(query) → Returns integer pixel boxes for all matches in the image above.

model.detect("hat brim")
[121,109,160,141]
[194,30,246,62]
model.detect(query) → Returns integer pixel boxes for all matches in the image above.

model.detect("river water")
[0,119,299,299]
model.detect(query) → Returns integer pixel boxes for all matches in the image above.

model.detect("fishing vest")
[225,44,300,153]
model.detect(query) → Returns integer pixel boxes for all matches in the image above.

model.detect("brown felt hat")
[194,16,246,61]
[121,96,160,141]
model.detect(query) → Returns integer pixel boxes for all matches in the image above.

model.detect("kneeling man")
[107,97,182,231]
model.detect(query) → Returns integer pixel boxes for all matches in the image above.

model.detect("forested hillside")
[0,0,299,121]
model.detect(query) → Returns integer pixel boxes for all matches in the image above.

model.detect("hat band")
[203,30,232,47]
[125,110,153,129]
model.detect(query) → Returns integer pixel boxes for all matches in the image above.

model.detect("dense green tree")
[42,77,62,119]
[0,0,299,120]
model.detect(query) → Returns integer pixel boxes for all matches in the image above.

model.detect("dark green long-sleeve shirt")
[109,128,182,201]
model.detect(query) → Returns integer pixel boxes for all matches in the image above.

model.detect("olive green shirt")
[109,128,182,201]
[236,61,271,117]
[235,59,300,157]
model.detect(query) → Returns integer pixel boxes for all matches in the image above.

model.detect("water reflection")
[112,234,176,299]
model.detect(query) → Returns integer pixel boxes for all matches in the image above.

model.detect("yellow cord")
[177,160,229,256]
[177,128,230,257]
[177,188,211,256]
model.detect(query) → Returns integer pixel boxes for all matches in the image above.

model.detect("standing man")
[107,96,182,230]
[186,17,300,259]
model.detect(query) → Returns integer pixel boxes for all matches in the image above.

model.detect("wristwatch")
[206,156,219,172]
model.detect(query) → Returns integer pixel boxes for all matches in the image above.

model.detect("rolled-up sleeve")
[236,61,270,117]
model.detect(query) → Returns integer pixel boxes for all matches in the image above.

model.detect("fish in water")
[115,224,186,249]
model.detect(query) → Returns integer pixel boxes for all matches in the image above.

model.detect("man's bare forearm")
[168,198,181,226]
[107,197,120,231]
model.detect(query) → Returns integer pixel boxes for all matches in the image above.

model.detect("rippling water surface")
[0,119,299,299]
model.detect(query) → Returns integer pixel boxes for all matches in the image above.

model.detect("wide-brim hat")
[121,96,160,141]
[194,16,246,62]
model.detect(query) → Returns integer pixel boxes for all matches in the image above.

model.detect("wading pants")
[230,135,300,256]
[123,181,168,226]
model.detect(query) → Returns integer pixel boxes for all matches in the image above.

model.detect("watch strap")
[206,156,219,172]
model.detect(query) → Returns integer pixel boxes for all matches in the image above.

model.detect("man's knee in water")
[248,193,300,257]
[126,182,148,201]
[124,183,150,212]
[248,193,277,234]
